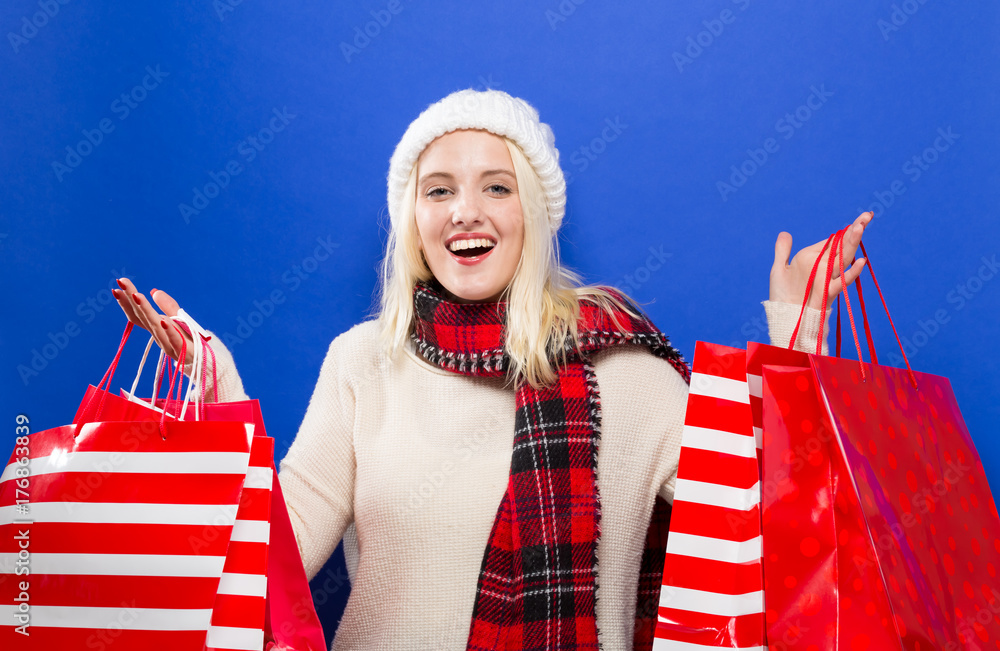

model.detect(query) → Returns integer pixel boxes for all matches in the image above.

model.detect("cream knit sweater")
[200,299,827,651]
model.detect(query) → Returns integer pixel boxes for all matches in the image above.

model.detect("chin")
[442,281,505,303]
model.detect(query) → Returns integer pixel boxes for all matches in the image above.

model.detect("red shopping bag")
[124,317,326,651]
[0,324,254,650]
[656,342,765,649]
[3,320,326,651]
[760,231,1000,649]
[139,396,325,651]
[99,318,326,651]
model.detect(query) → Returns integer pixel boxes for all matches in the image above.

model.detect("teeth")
[448,238,496,252]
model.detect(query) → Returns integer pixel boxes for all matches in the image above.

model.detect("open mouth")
[447,237,497,259]
[451,244,494,258]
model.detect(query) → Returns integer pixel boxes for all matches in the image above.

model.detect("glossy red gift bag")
[760,233,1000,649]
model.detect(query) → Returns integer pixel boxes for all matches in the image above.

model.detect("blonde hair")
[375,133,641,389]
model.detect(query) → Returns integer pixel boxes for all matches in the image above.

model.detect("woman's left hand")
[769,211,873,311]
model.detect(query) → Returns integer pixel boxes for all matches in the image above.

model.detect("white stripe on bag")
[217,572,268,597]
[688,373,750,404]
[653,636,765,651]
[658,585,764,617]
[231,519,270,543]
[665,532,762,564]
[206,625,266,651]
[673,478,760,511]
[0,451,251,484]
[0,552,226,576]
[0,604,213,630]
[681,426,757,458]
[746,373,762,399]
[752,426,763,450]
[243,466,273,490]
[0,502,239,526]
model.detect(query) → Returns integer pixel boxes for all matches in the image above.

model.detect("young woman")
[113,89,871,650]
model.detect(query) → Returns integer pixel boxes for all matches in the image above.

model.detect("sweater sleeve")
[762,300,833,355]
[275,335,357,581]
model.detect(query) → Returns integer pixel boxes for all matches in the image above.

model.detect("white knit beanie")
[386,89,567,236]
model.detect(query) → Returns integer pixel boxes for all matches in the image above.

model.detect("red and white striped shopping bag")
[207,434,274,651]
[655,341,765,650]
[0,417,254,650]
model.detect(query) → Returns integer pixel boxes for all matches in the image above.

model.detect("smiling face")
[414,129,525,303]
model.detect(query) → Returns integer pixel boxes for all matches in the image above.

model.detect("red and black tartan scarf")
[410,280,690,651]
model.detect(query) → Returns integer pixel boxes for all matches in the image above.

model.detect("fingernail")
[131,293,142,305]
[117,278,127,290]
[111,288,119,299]
[160,319,168,329]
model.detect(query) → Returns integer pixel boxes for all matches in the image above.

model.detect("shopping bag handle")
[154,328,189,438]
[789,227,875,361]
[82,314,218,428]
[80,321,136,423]
[857,240,918,387]
[787,224,917,387]
[788,229,876,359]
[130,312,217,422]
[833,227,919,386]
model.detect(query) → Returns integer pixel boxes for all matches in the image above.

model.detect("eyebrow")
[418,169,516,186]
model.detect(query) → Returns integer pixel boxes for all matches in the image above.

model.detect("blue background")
[2,0,997,642]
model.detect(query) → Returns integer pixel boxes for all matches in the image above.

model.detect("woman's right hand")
[111,278,196,369]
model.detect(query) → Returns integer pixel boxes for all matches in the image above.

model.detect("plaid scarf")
[410,280,690,651]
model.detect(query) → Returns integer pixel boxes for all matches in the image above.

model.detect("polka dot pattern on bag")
[810,357,1000,648]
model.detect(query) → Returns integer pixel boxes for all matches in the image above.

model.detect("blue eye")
[426,187,450,197]
[489,184,511,194]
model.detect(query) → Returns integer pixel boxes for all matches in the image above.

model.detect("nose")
[451,189,484,227]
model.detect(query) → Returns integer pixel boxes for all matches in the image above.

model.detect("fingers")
[159,317,195,367]
[772,231,793,270]
[840,211,873,263]
[112,278,144,327]
[828,258,868,301]
[121,280,161,345]
[111,279,192,365]
[152,289,181,318]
